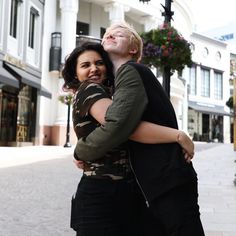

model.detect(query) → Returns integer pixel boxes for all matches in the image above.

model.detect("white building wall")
[188,33,231,142]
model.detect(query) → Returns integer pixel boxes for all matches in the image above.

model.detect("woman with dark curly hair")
[62,42,195,236]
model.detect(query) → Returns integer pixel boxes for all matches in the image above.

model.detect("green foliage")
[58,93,74,105]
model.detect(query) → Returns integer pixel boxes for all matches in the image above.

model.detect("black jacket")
[127,62,197,202]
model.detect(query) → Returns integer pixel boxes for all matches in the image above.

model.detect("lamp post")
[161,0,174,98]
[140,0,174,98]
[58,93,73,148]
[64,103,71,148]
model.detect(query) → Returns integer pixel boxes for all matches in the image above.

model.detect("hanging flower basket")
[140,24,193,73]
[58,92,74,105]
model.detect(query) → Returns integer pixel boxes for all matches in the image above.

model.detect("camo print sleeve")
[72,81,111,139]
[72,81,131,180]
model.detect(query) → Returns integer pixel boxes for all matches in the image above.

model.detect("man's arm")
[74,64,148,161]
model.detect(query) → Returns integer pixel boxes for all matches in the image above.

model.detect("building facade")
[0,0,51,147]
[187,33,231,143]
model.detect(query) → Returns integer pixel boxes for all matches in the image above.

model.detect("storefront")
[188,101,230,142]
[0,61,51,146]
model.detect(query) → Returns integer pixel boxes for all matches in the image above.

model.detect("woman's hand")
[177,131,195,163]
[73,158,85,169]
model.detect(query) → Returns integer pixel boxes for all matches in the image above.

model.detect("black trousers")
[71,176,149,236]
[147,180,205,236]
[71,176,204,236]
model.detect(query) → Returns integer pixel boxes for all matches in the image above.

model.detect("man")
[74,22,204,236]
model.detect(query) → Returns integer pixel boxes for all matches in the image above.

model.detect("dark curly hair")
[61,42,114,92]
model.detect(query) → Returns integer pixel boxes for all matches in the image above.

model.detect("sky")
[193,0,236,32]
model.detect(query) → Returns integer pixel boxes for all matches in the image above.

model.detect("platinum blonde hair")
[103,21,143,62]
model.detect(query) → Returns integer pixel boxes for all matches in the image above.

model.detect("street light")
[64,102,72,148]
[139,0,174,98]
[161,0,174,98]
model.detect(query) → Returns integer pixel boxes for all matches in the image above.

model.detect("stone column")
[51,0,78,145]
[104,2,130,25]
[60,0,79,62]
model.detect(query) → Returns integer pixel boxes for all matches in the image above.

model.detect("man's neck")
[109,54,132,73]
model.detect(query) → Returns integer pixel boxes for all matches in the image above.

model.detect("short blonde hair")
[103,22,143,62]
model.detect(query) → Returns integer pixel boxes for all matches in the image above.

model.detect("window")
[202,47,209,58]
[201,68,210,97]
[189,65,196,95]
[28,7,39,49]
[26,4,42,67]
[100,27,106,39]
[215,51,221,61]
[76,22,89,35]
[214,72,223,100]
[9,0,22,38]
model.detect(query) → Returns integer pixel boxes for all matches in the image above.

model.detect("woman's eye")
[96,60,104,66]
[81,63,89,68]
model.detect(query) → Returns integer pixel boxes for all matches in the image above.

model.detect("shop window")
[0,91,18,143]
[16,85,36,142]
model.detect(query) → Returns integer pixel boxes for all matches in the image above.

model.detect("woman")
[62,42,194,236]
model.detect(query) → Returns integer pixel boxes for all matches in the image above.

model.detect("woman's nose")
[90,64,98,71]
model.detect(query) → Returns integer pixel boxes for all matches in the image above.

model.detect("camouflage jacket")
[73,81,131,180]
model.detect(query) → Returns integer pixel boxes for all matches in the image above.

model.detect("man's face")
[102,28,132,57]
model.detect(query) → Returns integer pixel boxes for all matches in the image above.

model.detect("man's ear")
[129,48,138,55]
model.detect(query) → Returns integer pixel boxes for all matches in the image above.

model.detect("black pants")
[71,176,149,236]
[148,180,205,236]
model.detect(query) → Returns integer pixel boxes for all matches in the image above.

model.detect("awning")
[40,85,52,99]
[4,62,41,89]
[3,62,52,99]
[0,61,19,88]
[189,101,231,116]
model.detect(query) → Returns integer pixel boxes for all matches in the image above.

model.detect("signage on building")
[3,54,26,69]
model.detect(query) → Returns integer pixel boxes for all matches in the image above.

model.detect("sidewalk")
[0,143,236,236]
[0,145,74,168]
[193,143,236,236]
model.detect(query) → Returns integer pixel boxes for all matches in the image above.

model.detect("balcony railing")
[76,35,101,47]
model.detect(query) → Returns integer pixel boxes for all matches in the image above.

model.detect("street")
[0,143,236,236]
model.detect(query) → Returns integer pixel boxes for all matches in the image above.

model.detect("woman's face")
[76,50,107,84]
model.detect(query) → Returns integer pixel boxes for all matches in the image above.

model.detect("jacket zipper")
[128,150,150,208]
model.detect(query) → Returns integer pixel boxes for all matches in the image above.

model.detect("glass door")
[0,91,18,144]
